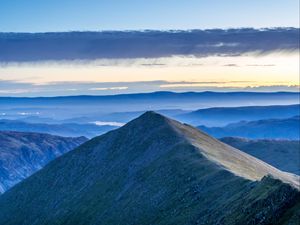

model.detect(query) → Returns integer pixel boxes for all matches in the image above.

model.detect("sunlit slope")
[220,137,300,175]
[168,118,299,187]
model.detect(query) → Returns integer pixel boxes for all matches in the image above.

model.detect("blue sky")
[0,0,299,32]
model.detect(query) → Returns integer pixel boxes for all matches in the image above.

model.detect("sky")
[0,1,299,96]
[0,0,299,32]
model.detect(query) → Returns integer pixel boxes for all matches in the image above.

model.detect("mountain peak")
[0,113,299,224]
[120,110,176,134]
[139,111,166,120]
[122,111,300,188]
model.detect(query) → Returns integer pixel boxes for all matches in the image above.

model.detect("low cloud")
[92,121,125,127]
[223,64,239,67]
[89,87,128,91]
[246,64,276,67]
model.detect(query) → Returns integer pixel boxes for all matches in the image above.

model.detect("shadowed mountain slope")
[221,137,300,175]
[0,131,87,193]
[0,112,299,225]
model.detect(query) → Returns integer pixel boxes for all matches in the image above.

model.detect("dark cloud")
[0,28,298,62]
[223,64,239,67]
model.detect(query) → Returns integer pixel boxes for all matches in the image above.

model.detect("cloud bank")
[0,28,298,62]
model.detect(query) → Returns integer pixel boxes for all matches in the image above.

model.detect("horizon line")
[1,90,299,99]
[1,27,299,34]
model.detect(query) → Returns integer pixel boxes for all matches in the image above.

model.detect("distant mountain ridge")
[1,92,299,120]
[0,112,298,224]
[0,131,87,193]
[1,91,299,103]
[177,104,300,126]
[199,116,300,139]
[0,119,116,138]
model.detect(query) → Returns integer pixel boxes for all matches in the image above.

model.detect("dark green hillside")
[0,112,299,225]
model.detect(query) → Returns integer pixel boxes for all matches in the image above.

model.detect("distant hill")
[199,116,300,139]
[177,104,300,126]
[0,131,87,193]
[0,112,298,225]
[0,119,117,138]
[0,92,299,119]
[221,137,300,175]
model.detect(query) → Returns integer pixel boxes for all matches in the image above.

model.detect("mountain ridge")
[177,104,300,126]
[220,137,300,175]
[1,91,299,100]
[0,119,117,138]
[199,116,300,139]
[155,112,299,188]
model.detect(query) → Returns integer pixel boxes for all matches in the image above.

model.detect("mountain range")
[199,116,300,139]
[0,131,87,193]
[177,104,300,126]
[0,112,299,224]
[0,119,116,138]
[1,92,299,119]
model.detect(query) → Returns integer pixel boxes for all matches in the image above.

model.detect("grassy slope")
[220,137,300,175]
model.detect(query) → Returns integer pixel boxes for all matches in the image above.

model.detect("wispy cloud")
[246,64,276,67]
[92,121,125,127]
[223,64,239,67]
[159,81,252,88]
[0,89,31,94]
[89,87,128,91]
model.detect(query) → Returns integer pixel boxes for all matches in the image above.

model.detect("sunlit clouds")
[0,52,298,88]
